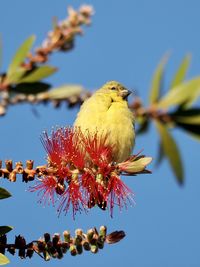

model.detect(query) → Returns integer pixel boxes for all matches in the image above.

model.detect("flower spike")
[0,127,152,218]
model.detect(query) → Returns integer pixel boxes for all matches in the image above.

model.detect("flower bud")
[87,229,94,243]
[43,251,51,261]
[118,156,152,174]
[90,244,98,254]
[70,245,77,256]
[44,233,51,243]
[99,225,107,238]
[63,231,70,243]
[82,240,90,251]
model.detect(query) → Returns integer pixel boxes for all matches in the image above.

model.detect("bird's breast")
[74,96,135,163]
[103,102,135,162]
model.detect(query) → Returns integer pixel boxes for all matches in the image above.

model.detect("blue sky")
[0,0,200,266]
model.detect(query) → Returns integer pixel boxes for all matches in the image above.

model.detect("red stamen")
[29,176,58,206]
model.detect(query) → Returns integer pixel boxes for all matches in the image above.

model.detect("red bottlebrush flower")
[81,172,105,209]
[29,176,58,206]
[57,174,85,219]
[30,126,151,218]
[41,130,63,166]
[41,127,85,171]
[81,131,115,179]
[106,174,134,217]
[60,127,85,169]
[82,132,113,165]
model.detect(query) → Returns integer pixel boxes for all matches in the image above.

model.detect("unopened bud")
[87,229,94,243]
[63,231,70,242]
[90,244,98,254]
[99,225,107,238]
[82,240,90,251]
[43,251,51,261]
[44,233,51,243]
[52,233,60,246]
[9,171,16,182]
[70,245,77,256]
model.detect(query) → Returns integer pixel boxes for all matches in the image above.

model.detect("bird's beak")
[120,89,132,99]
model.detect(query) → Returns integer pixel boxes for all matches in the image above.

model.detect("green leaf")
[155,121,184,184]
[0,226,13,236]
[176,122,200,141]
[171,108,200,124]
[155,142,165,167]
[157,77,200,109]
[7,35,35,77]
[0,254,10,265]
[0,188,11,200]
[47,85,83,100]
[170,54,191,89]
[149,53,170,104]
[11,82,50,94]
[18,65,57,83]
[6,67,26,84]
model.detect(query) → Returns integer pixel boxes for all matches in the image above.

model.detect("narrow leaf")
[18,65,57,83]
[47,85,83,100]
[149,53,169,104]
[171,108,200,124]
[183,88,200,108]
[158,77,200,109]
[155,142,165,167]
[0,188,12,200]
[0,226,13,236]
[155,121,184,184]
[0,254,10,265]
[176,122,200,141]
[172,108,200,117]
[6,67,26,84]
[7,35,35,77]
[11,82,50,94]
[170,54,191,89]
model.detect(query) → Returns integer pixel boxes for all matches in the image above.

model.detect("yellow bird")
[74,81,135,163]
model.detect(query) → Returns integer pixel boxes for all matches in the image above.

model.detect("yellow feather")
[74,81,135,162]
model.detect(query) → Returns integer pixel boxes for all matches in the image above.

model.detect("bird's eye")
[111,87,116,90]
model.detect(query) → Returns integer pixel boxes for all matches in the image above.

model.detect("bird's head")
[100,81,132,102]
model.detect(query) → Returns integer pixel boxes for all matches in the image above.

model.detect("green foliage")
[0,254,9,265]
[175,122,200,141]
[0,226,13,236]
[6,67,27,84]
[7,35,35,83]
[0,188,11,200]
[18,65,57,83]
[155,121,184,184]
[157,77,200,109]
[11,82,50,94]
[155,142,165,167]
[170,108,200,140]
[47,85,83,100]
[171,108,200,124]
[149,53,169,104]
[170,54,191,89]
